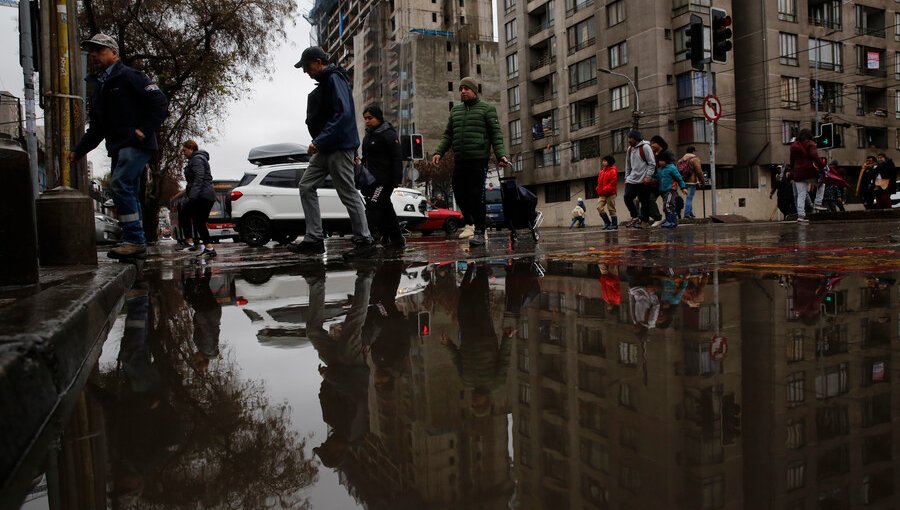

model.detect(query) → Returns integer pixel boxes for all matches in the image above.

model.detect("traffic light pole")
[709,119,717,216]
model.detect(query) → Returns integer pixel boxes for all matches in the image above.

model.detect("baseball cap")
[80,33,119,53]
[295,46,328,68]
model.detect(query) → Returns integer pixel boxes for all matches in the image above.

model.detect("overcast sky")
[0,8,317,181]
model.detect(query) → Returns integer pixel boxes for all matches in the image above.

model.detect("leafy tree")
[79,0,297,241]
[414,152,454,200]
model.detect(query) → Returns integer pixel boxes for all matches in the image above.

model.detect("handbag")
[354,162,376,189]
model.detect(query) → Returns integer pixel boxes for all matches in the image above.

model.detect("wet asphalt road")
[35,219,900,509]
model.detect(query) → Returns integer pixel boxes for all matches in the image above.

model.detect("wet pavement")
[18,220,900,509]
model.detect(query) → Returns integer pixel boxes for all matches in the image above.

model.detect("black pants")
[452,158,489,233]
[184,198,215,245]
[624,182,651,221]
[363,183,402,242]
[177,203,193,241]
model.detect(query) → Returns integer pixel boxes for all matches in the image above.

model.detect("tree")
[414,152,454,200]
[79,0,297,241]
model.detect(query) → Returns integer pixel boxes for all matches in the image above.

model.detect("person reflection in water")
[441,262,513,418]
[184,266,222,372]
[364,260,411,393]
[307,265,373,468]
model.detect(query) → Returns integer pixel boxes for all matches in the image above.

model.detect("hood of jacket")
[316,64,351,85]
[192,149,210,162]
[367,121,394,135]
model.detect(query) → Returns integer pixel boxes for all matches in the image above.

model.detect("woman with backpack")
[676,147,706,219]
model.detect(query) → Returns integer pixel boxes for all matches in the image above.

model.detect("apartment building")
[307,0,502,157]
[500,0,900,224]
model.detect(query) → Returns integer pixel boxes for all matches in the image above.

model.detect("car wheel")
[443,217,459,235]
[240,214,272,246]
[275,233,298,245]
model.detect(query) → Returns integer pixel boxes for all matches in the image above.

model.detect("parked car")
[485,185,505,229]
[231,143,428,246]
[94,212,122,244]
[207,180,240,242]
[413,205,463,236]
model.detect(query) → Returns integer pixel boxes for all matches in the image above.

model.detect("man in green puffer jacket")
[432,77,510,247]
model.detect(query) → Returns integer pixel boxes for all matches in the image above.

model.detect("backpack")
[676,155,695,180]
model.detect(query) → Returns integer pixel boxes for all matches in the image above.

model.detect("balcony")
[565,0,593,17]
[567,37,595,56]
[856,4,886,38]
[808,0,841,30]
[530,54,556,72]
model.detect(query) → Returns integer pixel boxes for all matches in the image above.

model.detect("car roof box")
[248,143,310,166]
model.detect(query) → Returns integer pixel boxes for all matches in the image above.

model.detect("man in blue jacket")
[294,46,375,259]
[68,33,168,259]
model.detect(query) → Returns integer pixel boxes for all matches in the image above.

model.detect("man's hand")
[681,188,688,196]
[431,154,441,166]
[134,128,146,141]
[308,143,319,156]
[66,151,78,163]
[498,156,510,168]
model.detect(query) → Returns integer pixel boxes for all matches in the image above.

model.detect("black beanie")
[364,103,385,123]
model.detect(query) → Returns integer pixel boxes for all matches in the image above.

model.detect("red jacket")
[789,139,820,181]
[595,165,618,197]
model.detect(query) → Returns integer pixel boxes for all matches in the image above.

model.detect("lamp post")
[599,67,640,129]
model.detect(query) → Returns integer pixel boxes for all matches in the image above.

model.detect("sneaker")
[187,244,200,252]
[196,247,217,258]
[108,243,147,259]
[175,241,193,251]
[469,233,486,247]
[628,218,641,228]
[290,240,326,255]
[651,219,665,228]
[458,224,475,239]
[797,217,809,224]
[343,240,377,259]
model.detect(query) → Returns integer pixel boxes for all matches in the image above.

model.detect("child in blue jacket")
[656,151,687,228]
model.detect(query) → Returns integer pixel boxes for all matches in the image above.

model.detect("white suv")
[231,143,427,246]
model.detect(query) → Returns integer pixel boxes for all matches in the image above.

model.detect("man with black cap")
[623,129,656,228]
[67,33,168,259]
[432,76,509,247]
[293,46,375,259]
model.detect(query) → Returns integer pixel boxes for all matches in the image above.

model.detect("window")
[565,0,593,16]
[896,13,900,40]
[572,136,600,161]
[786,418,804,449]
[579,364,606,397]
[476,64,482,74]
[815,363,849,399]
[606,0,624,27]
[432,12,437,22]
[778,0,797,22]
[781,76,799,109]
[677,118,710,144]
[447,61,452,71]
[787,371,805,406]
[577,325,605,355]
[448,81,454,91]
[476,44,481,55]
[517,345,530,372]
[505,19,517,44]
[611,128,628,152]
[506,53,519,79]
[536,146,561,168]
[780,33,798,66]
[618,383,634,408]
[677,71,713,106]
[895,90,900,118]
[810,0,841,29]
[786,329,804,361]
[569,56,597,92]
[608,41,627,69]
[509,119,522,145]
[618,341,638,366]
[570,99,598,130]
[809,39,843,71]
[260,169,298,188]
[610,85,630,111]
[545,181,569,202]
[895,51,900,79]
[567,17,595,55]
[519,382,531,404]
[503,0,515,13]
[782,120,799,144]
[508,86,520,112]
[817,405,849,440]
[787,462,805,490]
[694,475,724,510]
[580,439,609,472]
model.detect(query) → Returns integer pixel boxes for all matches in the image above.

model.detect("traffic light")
[417,311,430,336]
[823,291,837,315]
[721,394,742,446]
[685,14,705,71]
[711,8,733,63]
[816,123,834,150]
[411,133,424,160]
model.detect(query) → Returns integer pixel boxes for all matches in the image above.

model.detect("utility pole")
[19,0,40,197]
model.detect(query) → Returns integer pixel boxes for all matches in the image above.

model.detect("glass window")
[778,0,797,22]
[509,119,522,145]
[676,71,712,106]
[610,84,630,111]
[567,17,595,55]
[506,53,519,79]
[780,32,798,66]
[677,118,710,144]
[260,169,298,188]
[606,0,624,26]
[508,85,520,112]
[569,56,597,92]
[544,180,569,202]
[809,38,843,71]
[782,120,799,144]
[505,19,517,44]
[787,371,805,406]
[611,128,627,152]
[608,41,627,69]
[809,0,841,29]
[503,0,515,13]
[787,462,805,490]
[781,76,799,109]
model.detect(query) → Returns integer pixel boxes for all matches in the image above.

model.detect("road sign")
[703,95,722,123]
[711,335,728,361]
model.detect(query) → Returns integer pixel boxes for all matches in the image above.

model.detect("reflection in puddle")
[31,257,900,509]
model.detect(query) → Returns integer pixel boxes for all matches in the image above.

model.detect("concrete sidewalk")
[0,263,136,509]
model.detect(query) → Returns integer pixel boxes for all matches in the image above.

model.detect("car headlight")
[393,190,422,199]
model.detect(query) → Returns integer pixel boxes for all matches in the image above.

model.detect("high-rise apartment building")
[501,1,900,224]
[307,0,502,162]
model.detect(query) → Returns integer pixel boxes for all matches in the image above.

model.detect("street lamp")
[598,67,640,129]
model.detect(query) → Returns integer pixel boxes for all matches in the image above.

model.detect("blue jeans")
[110,147,153,245]
[685,185,697,217]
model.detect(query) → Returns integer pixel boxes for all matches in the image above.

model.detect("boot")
[609,216,618,230]
[600,213,611,230]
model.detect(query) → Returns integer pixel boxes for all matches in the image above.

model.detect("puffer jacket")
[184,150,216,202]
[595,165,618,196]
[361,121,403,186]
[435,97,507,161]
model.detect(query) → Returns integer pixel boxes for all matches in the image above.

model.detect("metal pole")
[19,0,40,197]
[598,67,639,129]
[55,0,73,187]
[709,120,717,216]
[814,38,820,136]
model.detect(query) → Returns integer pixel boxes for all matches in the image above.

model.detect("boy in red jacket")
[595,155,619,230]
